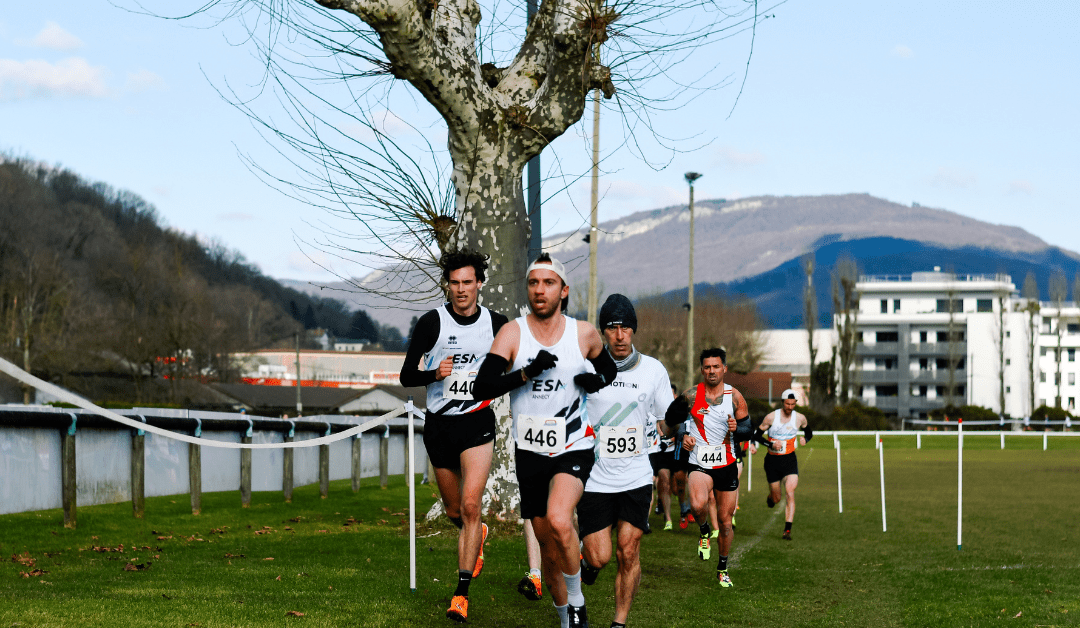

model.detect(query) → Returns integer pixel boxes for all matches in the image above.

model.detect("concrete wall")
[0,411,427,515]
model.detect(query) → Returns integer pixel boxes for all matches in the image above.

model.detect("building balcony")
[908,342,967,355]
[856,342,899,355]
[858,370,902,383]
[910,370,967,385]
[908,397,947,411]
[865,396,899,410]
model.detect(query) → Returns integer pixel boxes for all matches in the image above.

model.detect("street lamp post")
[685,171,703,390]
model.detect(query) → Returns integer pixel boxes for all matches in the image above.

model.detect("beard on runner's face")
[527,271,565,318]
[701,359,724,384]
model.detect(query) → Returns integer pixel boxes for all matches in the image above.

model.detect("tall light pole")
[684,171,703,390]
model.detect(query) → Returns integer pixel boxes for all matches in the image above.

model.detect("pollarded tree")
[151,0,775,519]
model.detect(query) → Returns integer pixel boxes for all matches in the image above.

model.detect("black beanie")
[598,294,637,332]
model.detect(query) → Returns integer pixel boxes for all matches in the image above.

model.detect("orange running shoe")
[517,572,542,600]
[471,523,488,578]
[447,595,468,622]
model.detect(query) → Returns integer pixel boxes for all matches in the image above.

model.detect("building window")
[880,299,888,314]
[977,299,992,312]
[1006,330,1011,338]
[920,331,928,343]
[1006,386,1011,394]
[937,299,962,313]
[937,331,965,342]
[875,358,897,370]
[1069,348,1076,362]
[1054,373,1061,386]
[1006,358,1011,366]
[1069,323,1079,334]
[919,385,928,397]
[856,331,864,342]
[1040,372,1046,383]
[893,299,901,313]
[877,331,899,342]
[1070,373,1076,386]
[1043,318,1052,333]
[919,358,929,370]
[1041,347,1048,357]
[1069,397,1076,410]
[875,385,899,397]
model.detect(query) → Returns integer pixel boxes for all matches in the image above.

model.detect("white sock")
[555,603,569,628]
[563,570,585,606]
[530,567,541,578]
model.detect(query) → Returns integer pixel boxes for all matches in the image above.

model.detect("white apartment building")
[846,269,1079,418]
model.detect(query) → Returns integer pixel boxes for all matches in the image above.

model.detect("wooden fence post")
[131,416,145,519]
[240,419,253,508]
[319,421,331,498]
[351,433,362,492]
[190,419,202,516]
[62,414,77,529]
[283,421,295,503]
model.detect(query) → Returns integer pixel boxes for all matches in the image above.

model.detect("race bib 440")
[443,370,477,400]
[517,415,566,454]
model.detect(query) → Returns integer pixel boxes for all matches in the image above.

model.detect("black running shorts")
[689,462,739,492]
[577,484,653,537]
[515,448,594,520]
[422,407,497,470]
[764,452,799,484]
[649,451,677,475]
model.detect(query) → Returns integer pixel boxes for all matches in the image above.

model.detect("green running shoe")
[663,520,673,531]
[711,529,719,539]
[717,569,733,588]
[697,535,711,561]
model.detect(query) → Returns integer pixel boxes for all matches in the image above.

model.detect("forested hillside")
[0,156,395,403]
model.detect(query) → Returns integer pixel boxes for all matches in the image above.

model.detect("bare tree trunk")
[803,253,817,409]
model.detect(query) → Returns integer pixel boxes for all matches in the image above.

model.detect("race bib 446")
[517,415,566,454]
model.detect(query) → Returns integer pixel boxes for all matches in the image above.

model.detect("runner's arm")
[398,310,441,388]
[731,389,754,443]
[574,349,617,393]
[472,321,524,400]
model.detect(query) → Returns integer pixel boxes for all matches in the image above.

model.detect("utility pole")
[684,172,703,390]
[587,84,601,326]
[526,0,542,263]
[295,331,303,416]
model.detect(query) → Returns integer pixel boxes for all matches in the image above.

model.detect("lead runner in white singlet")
[472,254,617,628]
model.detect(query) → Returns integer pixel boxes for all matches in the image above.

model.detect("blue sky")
[2,1,1077,284]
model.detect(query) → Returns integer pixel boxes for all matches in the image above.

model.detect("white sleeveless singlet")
[422,305,494,416]
[510,315,593,456]
[767,408,801,456]
[688,383,737,469]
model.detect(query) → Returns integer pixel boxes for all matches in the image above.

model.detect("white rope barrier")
[0,355,404,449]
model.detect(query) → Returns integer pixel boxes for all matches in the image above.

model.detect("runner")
[756,389,812,540]
[647,385,679,532]
[473,253,617,628]
[517,520,544,601]
[399,249,508,623]
[578,295,674,628]
[660,348,752,588]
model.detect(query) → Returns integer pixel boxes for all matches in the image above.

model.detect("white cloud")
[1006,180,1034,195]
[287,250,333,274]
[124,69,166,93]
[713,145,765,169]
[891,44,914,59]
[0,57,108,101]
[929,166,977,189]
[28,22,84,51]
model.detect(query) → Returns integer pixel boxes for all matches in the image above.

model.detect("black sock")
[448,515,464,529]
[717,555,728,571]
[454,570,472,597]
[785,522,792,532]
[581,558,602,586]
[699,522,712,538]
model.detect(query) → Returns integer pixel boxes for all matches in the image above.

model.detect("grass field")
[3,434,1078,627]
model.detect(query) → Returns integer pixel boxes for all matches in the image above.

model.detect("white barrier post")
[833,432,838,449]
[875,431,881,450]
[836,441,843,514]
[957,418,963,551]
[917,432,921,450]
[747,446,752,492]
[1043,432,1048,451]
[1000,431,1005,450]
[406,397,417,592]
[879,441,886,532]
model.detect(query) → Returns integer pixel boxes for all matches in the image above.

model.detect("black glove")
[523,350,558,379]
[664,396,691,427]
[573,372,608,394]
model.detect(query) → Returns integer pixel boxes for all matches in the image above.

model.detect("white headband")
[526,257,569,285]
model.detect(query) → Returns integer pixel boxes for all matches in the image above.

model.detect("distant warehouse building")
[233,349,406,389]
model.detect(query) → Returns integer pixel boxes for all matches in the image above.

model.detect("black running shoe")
[568,603,589,628]
[580,558,599,586]
[767,495,775,508]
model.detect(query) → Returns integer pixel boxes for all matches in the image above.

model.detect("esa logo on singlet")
[452,354,479,364]
[532,379,566,392]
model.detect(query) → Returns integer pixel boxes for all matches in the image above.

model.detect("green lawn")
[3,436,1078,627]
